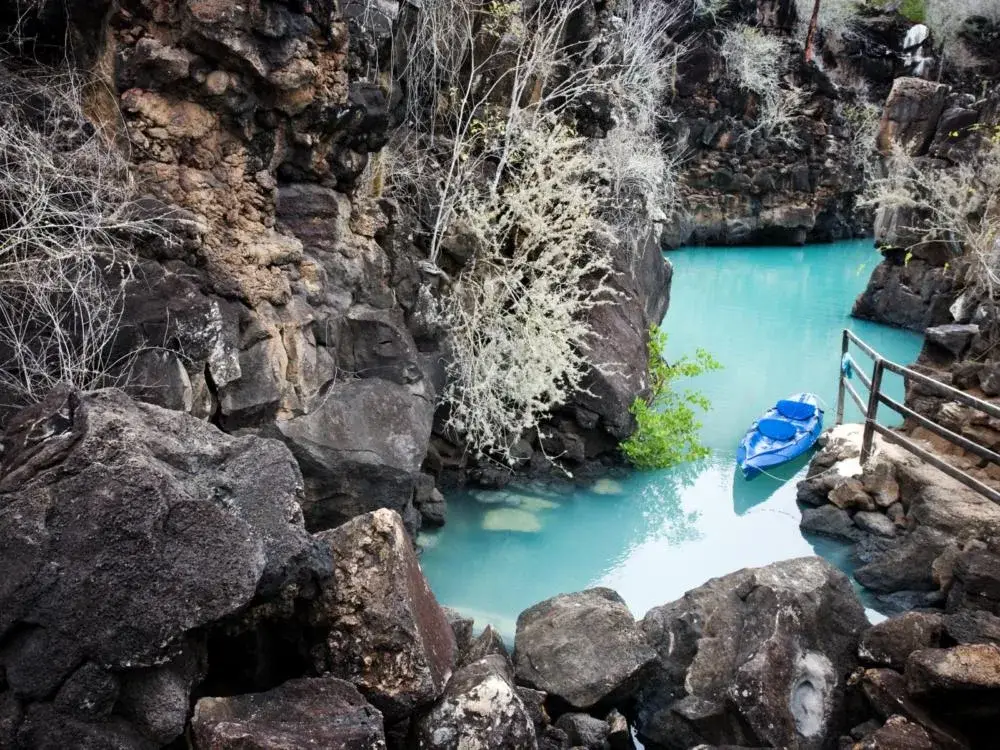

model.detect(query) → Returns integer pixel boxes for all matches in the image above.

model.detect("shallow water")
[419,240,923,640]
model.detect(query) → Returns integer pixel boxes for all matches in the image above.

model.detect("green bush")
[621,328,721,470]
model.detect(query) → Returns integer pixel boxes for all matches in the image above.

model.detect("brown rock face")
[191,676,386,749]
[114,0,354,306]
[877,77,948,156]
[310,509,456,721]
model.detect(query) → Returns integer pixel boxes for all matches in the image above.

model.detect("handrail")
[835,329,1000,505]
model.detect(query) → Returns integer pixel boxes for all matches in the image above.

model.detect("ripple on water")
[419,241,924,641]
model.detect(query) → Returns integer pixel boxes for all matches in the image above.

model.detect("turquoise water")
[419,241,923,639]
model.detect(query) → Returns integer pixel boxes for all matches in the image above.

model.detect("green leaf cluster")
[621,328,721,470]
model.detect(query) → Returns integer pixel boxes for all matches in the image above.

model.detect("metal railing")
[835,328,1000,505]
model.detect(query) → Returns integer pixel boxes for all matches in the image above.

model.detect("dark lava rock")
[117,639,207,745]
[925,324,980,359]
[853,715,934,750]
[310,509,456,721]
[554,712,609,747]
[414,655,537,749]
[276,377,433,534]
[0,388,324,745]
[943,609,1000,645]
[462,625,510,670]
[858,669,969,750]
[605,708,633,750]
[801,505,864,542]
[853,511,897,538]
[516,686,549,736]
[854,526,951,593]
[905,644,1000,719]
[513,588,655,710]
[443,608,474,656]
[191,676,385,749]
[538,725,571,750]
[15,703,157,750]
[635,557,868,750]
[858,612,944,670]
[946,546,1000,616]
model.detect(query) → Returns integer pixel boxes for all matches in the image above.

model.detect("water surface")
[420,241,923,639]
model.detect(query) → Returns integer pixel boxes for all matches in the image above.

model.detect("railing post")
[836,329,849,425]
[861,357,884,465]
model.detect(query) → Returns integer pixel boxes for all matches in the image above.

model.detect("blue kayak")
[737,393,824,479]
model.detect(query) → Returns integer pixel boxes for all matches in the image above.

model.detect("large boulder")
[309,509,456,721]
[0,388,326,746]
[635,557,868,750]
[191,676,386,749]
[413,655,537,750]
[276,377,434,533]
[513,588,656,710]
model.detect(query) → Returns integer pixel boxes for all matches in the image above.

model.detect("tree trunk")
[804,0,821,63]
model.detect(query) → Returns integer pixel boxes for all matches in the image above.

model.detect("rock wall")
[0,0,676,527]
[663,2,893,246]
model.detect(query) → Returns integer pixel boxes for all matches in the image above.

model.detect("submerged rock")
[513,588,655,710]
[482,507,543,532]
[635,557,867,750]
[310,509,456,722]
[191,677,386,749]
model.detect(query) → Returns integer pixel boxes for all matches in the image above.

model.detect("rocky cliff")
[0,0,680,535]
[663,2,898,246]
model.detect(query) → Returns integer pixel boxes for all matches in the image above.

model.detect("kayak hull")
[737,392,824,479]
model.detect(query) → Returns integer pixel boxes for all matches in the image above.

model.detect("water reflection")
[730,452,812,515]
[419,241,924,637]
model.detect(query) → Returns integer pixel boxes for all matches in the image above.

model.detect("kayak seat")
[776,399,817,421]
[757,418,797,441]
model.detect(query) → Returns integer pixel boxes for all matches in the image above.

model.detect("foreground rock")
[310,509,456,721]
[414,655,537,750]
[0,388,326,746]
[635,557,868,750]
[192,677,385,749]
[513,588,655,710]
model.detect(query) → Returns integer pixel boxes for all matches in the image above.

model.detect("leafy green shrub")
[621,328,721,470]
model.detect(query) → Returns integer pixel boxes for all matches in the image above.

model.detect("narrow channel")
[419,239,924,639]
